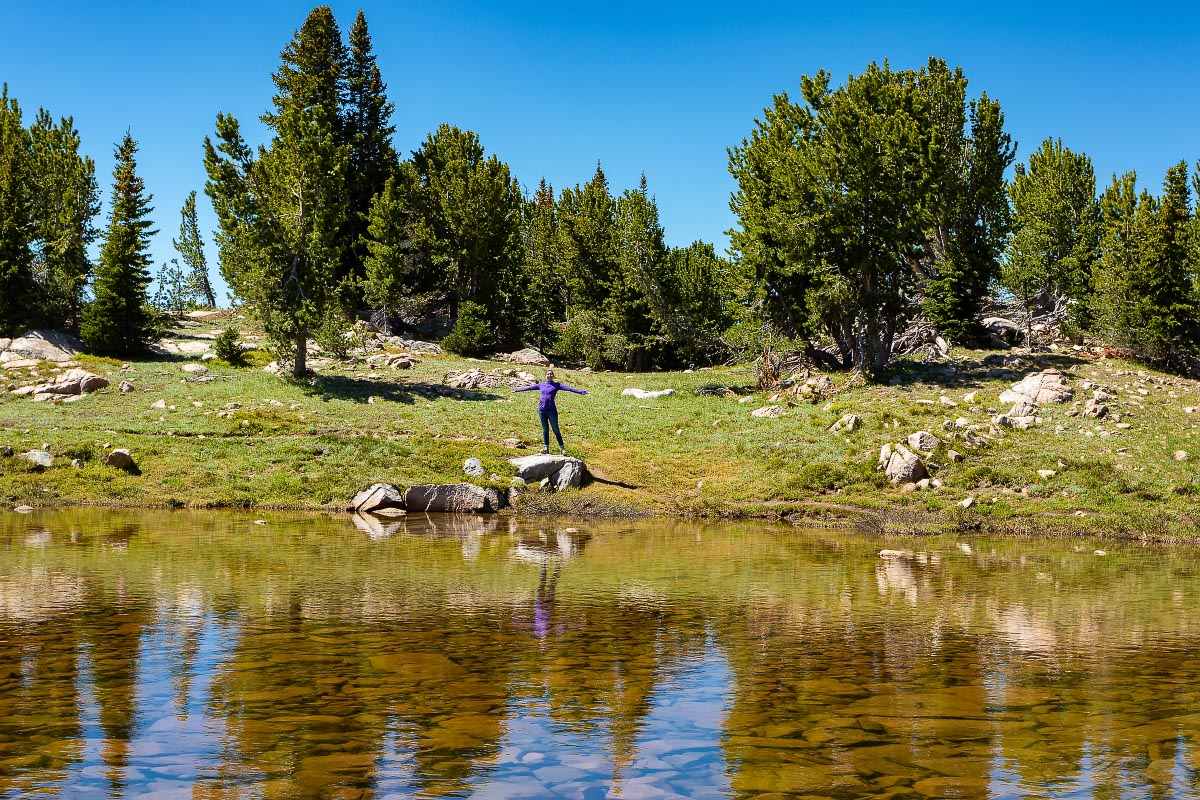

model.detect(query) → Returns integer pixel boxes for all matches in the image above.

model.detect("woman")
[513,369,589,455]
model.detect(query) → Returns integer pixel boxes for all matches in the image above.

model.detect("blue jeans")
[539,408,564,451]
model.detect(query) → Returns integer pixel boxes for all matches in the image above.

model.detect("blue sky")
[4,1,1199,302]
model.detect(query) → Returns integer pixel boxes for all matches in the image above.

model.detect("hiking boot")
[540,448,549,455]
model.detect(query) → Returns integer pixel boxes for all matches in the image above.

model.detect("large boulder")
[403,483,507,513]
[52,368,108,395]
[6,330,82,362]
[999,369,1073,406]
[885,444,927,484]
[351,483,405,514]
[509,454,586,490]
[906,431,941,452]
[507,347,551,366]
[982,316,1023,345]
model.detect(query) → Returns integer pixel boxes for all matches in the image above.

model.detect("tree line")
[3,7,1199,377]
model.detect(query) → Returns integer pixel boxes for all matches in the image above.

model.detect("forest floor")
[3,312,1200,541]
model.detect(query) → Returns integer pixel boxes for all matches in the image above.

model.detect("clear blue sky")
[4,1,1199,303]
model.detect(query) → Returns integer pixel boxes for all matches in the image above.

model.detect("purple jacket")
[514,381,587,411]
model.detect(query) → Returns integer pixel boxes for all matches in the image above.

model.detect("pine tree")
[172,191,215,308]
[518,178,564,350]
[340,10,397,307]
[0,85,34,336]
[557,163,619,314]
[613,175,667,369]
[27,108,100,331]
[362,173,428,331]
[1004,138,1100,336]
[206,6,349,378]
[80,132,157,355]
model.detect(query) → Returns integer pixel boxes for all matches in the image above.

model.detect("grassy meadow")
[3,315,1200,540]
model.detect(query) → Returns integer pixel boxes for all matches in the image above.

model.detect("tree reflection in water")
[0,510,1199,798]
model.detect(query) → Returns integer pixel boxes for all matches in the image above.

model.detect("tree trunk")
[293,327,307,379]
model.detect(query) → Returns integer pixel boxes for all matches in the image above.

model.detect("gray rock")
[947,450,965,462]
[0,446,11,457]
[621,387,675,399]
[983,316,1022,343]
[150,399,166,409]
[906,431,941,452]
[403,483,506,513]
[463,457,485,477]
[886,444,927,484]
[1007,400,1039,418]
[829,413,859,434]
[19,450,52,470]
[999,369,1074,406]
[102,448,133,470]
[351,483,405,514]
[119,380,134,393]
[1083,398,1108,418]
[182,363,208,374]
[552,459,584,491]
[507,347,551,366]
[750,404,785,418]
[510,454,578,482]
[7,329,82,362]
[71,458,84,468]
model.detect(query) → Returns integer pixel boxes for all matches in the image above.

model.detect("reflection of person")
[534,559,561,640]
[513,369,588,455]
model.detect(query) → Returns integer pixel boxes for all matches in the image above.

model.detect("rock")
[71,458,84,468]
[939,396,958,407]
[351,483,405,514]
[1093,389,1116,402]
[7,329,82,362]
[994,414,1038,430]
[829,413,859,434]
[60,368,108,393]
[1,357,40,369]
[263,361,280,374]
[885,444,927,484]
[102,448,134,470]
[621,387,675,399]
[900,482,917,493]
[1037,469,1057,479]
[509,454,582,482]
[1083,398,1108,418]
[463,457,484,477]
[119,380,134,393]
[150,399,167,409]
[200,352,217,361]
[963,391,978,404]
[959,496,975,509]
[906,431,941,452]
[552,458,584,491]
[999,369,1074,406]
[506,347,551,366]
[878,443,892,469]
[947,450,964,462]
[182,363,208,374]
[31,392,57,402]
[0,338,9,352]
[915,478,931,490]
[751,405,785,419]
[0,446,11,457]
[19,450,53,470]
[501,438,524,449]
[982,316,1022,343]
[1175,450,1190,462]
[402,483,506,513]
[14,505,34,513]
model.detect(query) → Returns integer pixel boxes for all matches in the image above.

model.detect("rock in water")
[19,450,53,470]
[102,449,134,470]
[885,444,926,484]
[463,457,484,477]
[403,484,507,513]
[351,483,405,514]
[350,512,404,540]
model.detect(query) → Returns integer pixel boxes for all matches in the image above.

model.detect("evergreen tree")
[0,85,34,335]
[205,9,348,379]
[656,241,742,364]
[1003,138,1100,334]
[920,72,1014,342]
[403,124,523,330]
[518,178,565,350]
[340,10,397,307]
[362,173,428,330]
[728,63,932,372]
[557,163,619,314]
[152,258,193,317]
[172,191,215,308]
[80,133,157,355]
[27,108,100,331]
[613,175,667,369]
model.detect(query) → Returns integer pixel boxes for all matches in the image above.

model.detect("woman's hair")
[545,369,556,381]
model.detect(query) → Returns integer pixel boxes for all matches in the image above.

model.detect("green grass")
[4,318,1200,539]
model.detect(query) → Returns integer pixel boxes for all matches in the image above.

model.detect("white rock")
[751,405,785,418]
[829,413,859,434]
[1174,450,1190,462]
[962,391,978,404]
[621,387,675,400]
[906,431,941,452]
[182,363,208,374]
[939,396,958,407]
[959,497,975,509]
[1037,469,1057,479]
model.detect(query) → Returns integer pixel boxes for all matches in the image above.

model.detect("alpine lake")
[1,509,1199,799]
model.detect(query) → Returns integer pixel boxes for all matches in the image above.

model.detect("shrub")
[443,302,496,356]
[213,327,244,365]
[555,310,628,370]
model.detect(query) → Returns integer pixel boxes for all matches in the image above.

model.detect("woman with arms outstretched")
[514,369,588,455]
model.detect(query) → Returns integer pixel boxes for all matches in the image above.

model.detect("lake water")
[1,509,1199,799]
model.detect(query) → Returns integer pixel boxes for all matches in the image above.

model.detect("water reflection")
[0,510,1199,798]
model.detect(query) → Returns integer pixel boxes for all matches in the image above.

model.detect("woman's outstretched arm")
[513,384,540,393]
[559,384,589,395]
